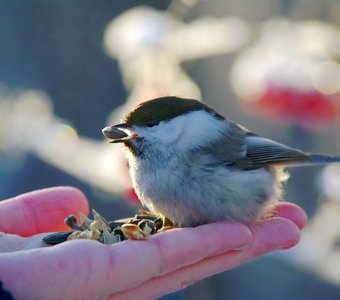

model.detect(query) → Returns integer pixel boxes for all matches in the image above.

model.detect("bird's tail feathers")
[309,154,340,163]
[288,154,340,167]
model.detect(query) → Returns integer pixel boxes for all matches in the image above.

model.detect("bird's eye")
[146,119,160,127]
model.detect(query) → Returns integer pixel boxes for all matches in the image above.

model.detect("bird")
[102,96,340,227]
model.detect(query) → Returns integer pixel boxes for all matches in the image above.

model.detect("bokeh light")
[230,19,340,128]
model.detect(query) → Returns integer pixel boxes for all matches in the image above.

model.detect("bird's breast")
[127,151,280,226]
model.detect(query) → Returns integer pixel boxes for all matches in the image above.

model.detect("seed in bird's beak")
[102,124,139,143]
[102,126,128,140]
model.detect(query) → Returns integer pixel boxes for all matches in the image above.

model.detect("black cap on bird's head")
[102,96,223,143]
[124,96,219,126]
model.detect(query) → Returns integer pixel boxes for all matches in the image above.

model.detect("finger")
[269,202,307,229]
[110,216,300,300]
[0,222,252,300]
[0,186,89,236]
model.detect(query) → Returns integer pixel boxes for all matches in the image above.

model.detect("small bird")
[102,96,340,227]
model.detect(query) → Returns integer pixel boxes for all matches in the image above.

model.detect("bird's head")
[102,96,225,155]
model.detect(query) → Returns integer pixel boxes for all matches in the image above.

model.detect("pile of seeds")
[43,209,174,245]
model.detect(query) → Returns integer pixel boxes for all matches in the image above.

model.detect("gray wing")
[196,121,308,170]
[235,134,309,170]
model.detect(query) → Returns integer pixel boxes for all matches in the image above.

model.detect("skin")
[0,187,306,300]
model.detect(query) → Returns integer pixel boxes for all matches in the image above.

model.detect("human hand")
[0,187,306,300]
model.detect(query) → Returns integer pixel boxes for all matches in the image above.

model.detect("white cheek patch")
[134,121,183,144]
[175,110,224,150]
[134,110,224,149]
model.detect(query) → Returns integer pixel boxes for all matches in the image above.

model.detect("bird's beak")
[102,123,138,143]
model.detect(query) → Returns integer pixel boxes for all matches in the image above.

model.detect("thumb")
[0,186,89,236]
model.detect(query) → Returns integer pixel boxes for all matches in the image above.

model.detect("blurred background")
[1,0,340,299]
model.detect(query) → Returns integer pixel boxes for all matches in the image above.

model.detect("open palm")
[0,187,306,300]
